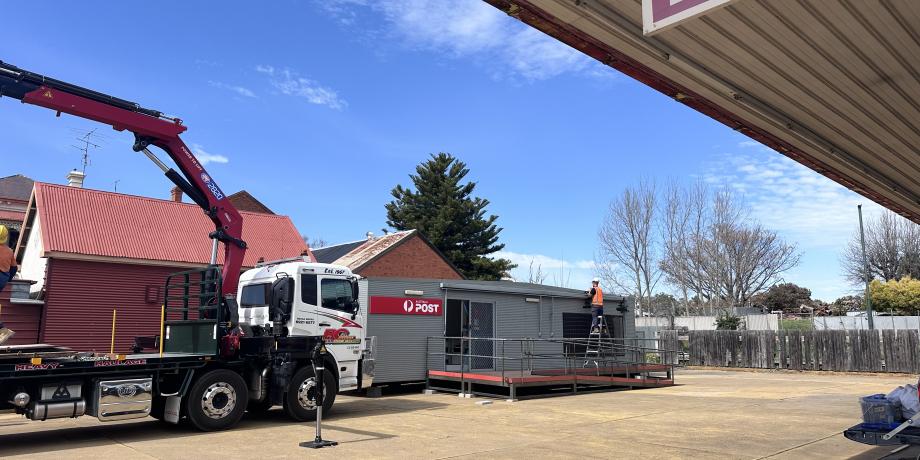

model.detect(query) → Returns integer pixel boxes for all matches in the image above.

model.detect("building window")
[320,278,355,312]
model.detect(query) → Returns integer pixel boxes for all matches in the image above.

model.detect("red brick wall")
[358,235,462,279]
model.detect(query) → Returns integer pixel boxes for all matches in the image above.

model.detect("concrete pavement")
[0,369,913,459]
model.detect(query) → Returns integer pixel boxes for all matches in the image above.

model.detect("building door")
[444,299,467,369]
[468,301,495,370]
[444,299,495,371]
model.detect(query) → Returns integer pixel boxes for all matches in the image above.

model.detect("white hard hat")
[592,277,600,283]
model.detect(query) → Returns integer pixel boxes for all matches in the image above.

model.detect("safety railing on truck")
[425,336,679,399]
[159,266,223,355]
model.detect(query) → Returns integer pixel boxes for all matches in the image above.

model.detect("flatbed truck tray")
[0,349,214,380]
[845,424,920,447]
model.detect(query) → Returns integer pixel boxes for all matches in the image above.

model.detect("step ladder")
[582,315,610,369]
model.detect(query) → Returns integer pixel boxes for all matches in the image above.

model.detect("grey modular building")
[358,277,636,385]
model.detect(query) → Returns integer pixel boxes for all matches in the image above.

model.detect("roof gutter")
[439,281,624,302]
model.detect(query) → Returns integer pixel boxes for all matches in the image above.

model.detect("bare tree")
[659,185,800,313]
[597,180,661,315]
[302,235,330,249]
[841,210,920,285]
[527,259,548,284]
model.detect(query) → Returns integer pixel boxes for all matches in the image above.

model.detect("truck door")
[292,272,320,337]
[315,275,363,349]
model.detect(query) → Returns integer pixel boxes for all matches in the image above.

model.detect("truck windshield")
[240,283,271,307]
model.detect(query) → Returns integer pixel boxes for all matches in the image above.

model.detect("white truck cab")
[237,257,373,392]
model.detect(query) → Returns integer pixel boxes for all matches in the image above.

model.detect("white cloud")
[255,66,347,110]
[319,0,611,81]
[705,147,884,249]
[191,144,229,165]
[496,250,597,288]
[208,81,256,98]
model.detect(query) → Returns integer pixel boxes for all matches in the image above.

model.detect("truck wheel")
[186,369,249,431]
[283,365,336,422]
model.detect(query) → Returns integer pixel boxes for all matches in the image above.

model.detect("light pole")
[858,205,875,330]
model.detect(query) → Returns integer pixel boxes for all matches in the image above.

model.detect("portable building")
[359,277,635,385]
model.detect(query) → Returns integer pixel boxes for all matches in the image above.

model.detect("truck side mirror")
[270,276,295,323]
[349,280,360,319]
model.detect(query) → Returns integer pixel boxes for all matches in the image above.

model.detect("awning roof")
[485,0,920,222]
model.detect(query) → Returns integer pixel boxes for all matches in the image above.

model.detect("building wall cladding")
[0,282,42,345]
[365,278,445,384]
[357,236,462,280]
[42,258,185,352]
[364,277,636,384]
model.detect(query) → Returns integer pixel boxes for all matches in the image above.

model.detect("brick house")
[11,183,308,351]
[313,230,463,280]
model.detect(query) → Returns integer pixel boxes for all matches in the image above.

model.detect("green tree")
[715,312,743,330]
[757,283,812,313]
[870,277,920,315]
[385,153,515,280]
[831,295,863,315]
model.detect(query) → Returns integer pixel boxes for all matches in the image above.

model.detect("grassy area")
[780,319,815,331]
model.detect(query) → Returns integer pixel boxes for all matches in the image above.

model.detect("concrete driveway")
[0,369,912,459]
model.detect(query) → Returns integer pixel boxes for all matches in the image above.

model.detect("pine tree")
[385,153,516,280]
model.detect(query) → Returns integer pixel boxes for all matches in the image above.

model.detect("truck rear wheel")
[186,369,249,431]
[283,365,336,422]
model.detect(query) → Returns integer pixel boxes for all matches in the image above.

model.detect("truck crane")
[0,61,375,432]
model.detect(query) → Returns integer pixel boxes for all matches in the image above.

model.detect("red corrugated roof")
[33,183,306,267]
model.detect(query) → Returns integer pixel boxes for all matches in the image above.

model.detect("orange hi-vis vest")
[592,286,603,306]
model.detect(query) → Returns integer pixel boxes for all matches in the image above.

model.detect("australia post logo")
[371,296,443,316]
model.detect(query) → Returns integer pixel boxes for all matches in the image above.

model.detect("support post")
[159,305,166,357]
[110,309,117,354]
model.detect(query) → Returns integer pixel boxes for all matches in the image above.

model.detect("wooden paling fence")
[687,330,920,373]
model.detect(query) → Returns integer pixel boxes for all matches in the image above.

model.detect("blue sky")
[0,0,881,301]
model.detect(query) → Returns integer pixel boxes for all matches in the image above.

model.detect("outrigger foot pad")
[300,439,338,449]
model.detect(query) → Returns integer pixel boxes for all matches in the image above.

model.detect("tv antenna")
[71,129,101,174]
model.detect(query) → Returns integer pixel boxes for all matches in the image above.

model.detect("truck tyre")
[283,365,336,422]
[186,369,249,431]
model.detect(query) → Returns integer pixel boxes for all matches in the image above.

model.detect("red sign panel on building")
[370,296,443,316]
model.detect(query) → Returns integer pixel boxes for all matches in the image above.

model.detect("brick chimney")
[66,169,85,188]
[170,186,183,202]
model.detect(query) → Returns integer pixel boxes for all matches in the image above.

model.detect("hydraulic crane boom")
[0,60,247,315]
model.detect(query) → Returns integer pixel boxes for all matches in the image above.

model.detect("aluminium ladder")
[582,315,610,369]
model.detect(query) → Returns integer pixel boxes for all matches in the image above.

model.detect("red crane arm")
[0,61,247,302]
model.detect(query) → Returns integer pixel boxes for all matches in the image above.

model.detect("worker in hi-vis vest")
[589,277,604,333]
